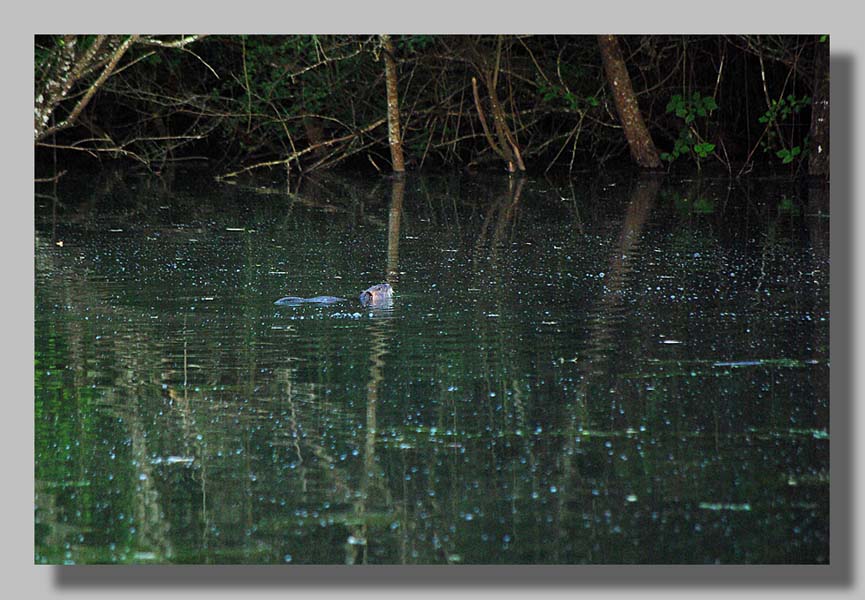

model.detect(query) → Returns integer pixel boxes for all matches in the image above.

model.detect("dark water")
[34,170,829,564]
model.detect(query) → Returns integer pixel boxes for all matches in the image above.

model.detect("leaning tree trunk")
[380,34,405,173]
[35,35,139,143]
[469,35,525,173]
[597,35,662,169]
[808,35,830,178]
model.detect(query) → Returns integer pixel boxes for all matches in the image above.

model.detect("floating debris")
[150,456,195,466]
[698,502,751,512]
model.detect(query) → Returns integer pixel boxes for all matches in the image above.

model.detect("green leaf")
[694,197,715,213]
[779,197,797,212]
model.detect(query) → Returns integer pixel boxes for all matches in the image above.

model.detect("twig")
[218,117,387,179]
[34,170,67,184]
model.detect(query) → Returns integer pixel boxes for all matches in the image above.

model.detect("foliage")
[758,94,812,166]
[33,34,826,175]
[538,81,599,112]
[659,92,717,165]
[665,191,715,216]
[397,35,435,54]
[777,196,800,215]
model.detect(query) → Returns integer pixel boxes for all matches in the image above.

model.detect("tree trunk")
[380,35,405,173]
[597,35,662,169]
[36,35,138,143]
[808,36,830,178]
[469,36,525,173]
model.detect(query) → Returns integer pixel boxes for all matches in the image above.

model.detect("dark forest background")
[34,34,830,180]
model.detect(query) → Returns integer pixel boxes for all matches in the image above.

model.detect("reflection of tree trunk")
[475,179,526,526]
[806,180,829,263]
[606,175,662,294]
[808,36,830,178]
[806,184,829,481]
[387,177,405,284]
[490,177,524,262]
[34,481,70,555]
[347,316,393,564]
[597,35,662,169]
[381,35,406,173]
[588,175,660,363]
[571,175,661,408]
[559,174,661,552]
[474,177,524,268]
[126,399,174,561]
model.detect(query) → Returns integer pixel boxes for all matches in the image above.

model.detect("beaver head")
[359,283,393,308]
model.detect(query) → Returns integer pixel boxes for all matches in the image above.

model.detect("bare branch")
[36,35,140,142]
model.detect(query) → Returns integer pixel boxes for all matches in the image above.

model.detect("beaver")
[359,283,393,308]
[275,283,393,308]
[273,295,347,306]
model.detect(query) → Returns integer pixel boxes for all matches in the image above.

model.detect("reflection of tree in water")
[346,177,403,564]
[35,231,178,562]
[36,171,827,564]
[556,175,661,558]
[581,174,662,375]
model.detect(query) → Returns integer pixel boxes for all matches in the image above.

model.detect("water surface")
[34,170,829,564]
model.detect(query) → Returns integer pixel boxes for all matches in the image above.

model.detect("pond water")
[34,169,829,564]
